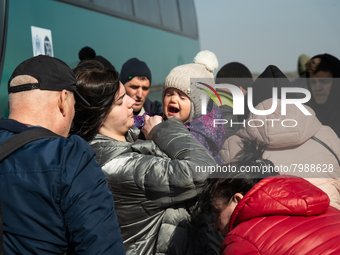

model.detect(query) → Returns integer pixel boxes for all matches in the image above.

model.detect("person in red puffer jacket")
[196,139,340,255]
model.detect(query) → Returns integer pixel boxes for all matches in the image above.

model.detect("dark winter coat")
[90,117,220,255]
[0,119,124,254]
[144,97,163,115]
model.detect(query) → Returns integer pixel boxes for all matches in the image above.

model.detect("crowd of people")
[0,47,340,254]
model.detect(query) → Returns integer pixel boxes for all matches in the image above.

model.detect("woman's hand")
[142,115,163,139]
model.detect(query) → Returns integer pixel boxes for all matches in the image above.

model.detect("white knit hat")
[163,50,218,123]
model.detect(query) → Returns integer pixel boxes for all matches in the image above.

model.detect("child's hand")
[142,115,163,139]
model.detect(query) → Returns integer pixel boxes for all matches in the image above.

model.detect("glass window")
[133,0,161,25]
[159,0,180,31]
[93,0,133,16]
[178,0,198,37]
[58,0,198,38]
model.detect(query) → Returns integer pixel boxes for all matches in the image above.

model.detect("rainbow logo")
[195,82,222,106]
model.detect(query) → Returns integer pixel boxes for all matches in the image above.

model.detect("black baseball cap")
[8,55,90,106]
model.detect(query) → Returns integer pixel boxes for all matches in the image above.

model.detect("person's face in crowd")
[124,77,150,113]
[212,193,242,237]
[101,82,135,138]
[310,71,333,105]
[163,88,191,123]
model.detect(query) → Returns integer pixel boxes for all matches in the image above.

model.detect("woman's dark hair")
[70,68,120,142]
[194,139,279,215]
[73,59,105,75]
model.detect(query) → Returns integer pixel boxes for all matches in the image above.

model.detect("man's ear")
[58,90,69,117]
[233,193,244,203]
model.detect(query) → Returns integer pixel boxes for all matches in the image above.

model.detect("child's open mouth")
[169,106,180,114]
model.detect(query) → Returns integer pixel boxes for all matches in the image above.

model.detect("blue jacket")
[0,119,125,254]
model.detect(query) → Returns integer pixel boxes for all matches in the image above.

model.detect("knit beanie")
[216,62,253,88]
[240,65,294,122]
[164,50,218,123]
[120,58,152,85]
[78,46,116,71]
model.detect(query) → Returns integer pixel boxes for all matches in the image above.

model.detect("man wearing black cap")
[0,55,125,254]
[120,58,162,115]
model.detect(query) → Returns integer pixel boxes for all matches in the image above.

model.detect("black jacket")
[143,97,163,115]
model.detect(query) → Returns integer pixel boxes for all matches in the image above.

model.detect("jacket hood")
[241,65,295,120]
[229,176,330,231]
[308,54,340,78]
[237,98,322,148]
[306,54,340,135]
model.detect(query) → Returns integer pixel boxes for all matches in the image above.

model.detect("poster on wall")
[31,26,54,57]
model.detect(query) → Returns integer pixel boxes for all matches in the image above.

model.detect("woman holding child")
[134,50,226,163]
[71,64,221,254]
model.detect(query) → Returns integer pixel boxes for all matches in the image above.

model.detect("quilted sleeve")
[133,117,216,206]
[221,235,260,255]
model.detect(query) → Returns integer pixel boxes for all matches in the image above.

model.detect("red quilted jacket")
[221,176,340,255]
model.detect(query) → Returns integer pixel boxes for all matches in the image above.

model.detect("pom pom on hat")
[78,46,115,70]
[164,50,218,124]
[194,50,218,72]
[79,46,96,61]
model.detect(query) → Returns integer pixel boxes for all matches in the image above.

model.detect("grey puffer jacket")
[90,118,218,255]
